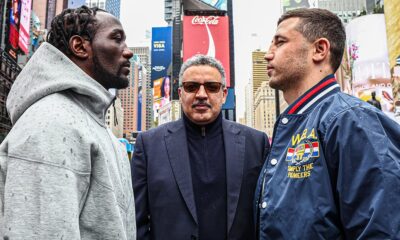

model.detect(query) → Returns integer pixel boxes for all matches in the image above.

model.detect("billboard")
[151,27,172,111]
[183,15,231,87]
[6,0,21,60]
[18,0,31,54]
[346,14,394,117]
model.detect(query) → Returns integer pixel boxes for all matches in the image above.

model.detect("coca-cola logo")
[192,16,219,25]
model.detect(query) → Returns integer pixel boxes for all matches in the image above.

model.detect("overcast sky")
[120,0,282,120]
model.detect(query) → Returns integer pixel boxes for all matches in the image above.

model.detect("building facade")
[86,0,120,19]
[105,97,124,138]
[130,47,152,130]
[251,50,267,126]
[253,81,276,137]
[119,57,148,140]
[244,80,253,127]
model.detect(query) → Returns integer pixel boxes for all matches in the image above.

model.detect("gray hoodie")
[0,43,136,239]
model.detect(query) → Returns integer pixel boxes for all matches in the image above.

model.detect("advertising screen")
[346,14,394,117]
[6,0,21,59]
[151,27,172,112]
[151,27,172,83]
[18,0,32,54]
[183,15,231,87]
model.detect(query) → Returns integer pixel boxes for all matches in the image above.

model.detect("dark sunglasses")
[181,82,223,93]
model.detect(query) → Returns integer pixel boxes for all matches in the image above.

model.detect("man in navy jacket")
[256,8,400,239]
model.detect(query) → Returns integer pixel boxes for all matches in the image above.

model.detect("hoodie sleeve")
[0,110,91,239]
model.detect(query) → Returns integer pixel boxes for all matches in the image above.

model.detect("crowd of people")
[0,5,399,240]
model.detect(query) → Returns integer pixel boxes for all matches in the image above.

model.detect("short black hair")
[47,5,106,56]
[278,8,346,72]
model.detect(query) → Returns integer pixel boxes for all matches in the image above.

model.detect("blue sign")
[151,27,172,87]
[222,88,235,109]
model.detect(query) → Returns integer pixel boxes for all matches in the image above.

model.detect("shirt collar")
[284,74,340,115]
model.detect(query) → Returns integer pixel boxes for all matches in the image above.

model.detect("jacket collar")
[284,74,340,115]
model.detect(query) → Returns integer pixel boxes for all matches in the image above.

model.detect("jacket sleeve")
[323,107,400,239]
[132,133,150,240]
[0,135,90,239]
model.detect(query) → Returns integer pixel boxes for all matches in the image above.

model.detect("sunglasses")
[181,82,223,93]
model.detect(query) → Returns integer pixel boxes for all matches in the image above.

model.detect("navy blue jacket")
[133,118,269,240]
[255,75,400,239]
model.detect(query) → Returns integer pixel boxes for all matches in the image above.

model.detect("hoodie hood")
[7,42,114,125]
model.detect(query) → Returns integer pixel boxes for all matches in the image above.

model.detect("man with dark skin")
[0,6,136,239]
[255,8,400,239]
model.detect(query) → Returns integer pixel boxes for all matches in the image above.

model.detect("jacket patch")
[286,128,320,179]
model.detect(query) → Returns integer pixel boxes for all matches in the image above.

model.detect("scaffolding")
[0,49,21,142]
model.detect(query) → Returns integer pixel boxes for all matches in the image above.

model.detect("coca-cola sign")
[191,16,220,25]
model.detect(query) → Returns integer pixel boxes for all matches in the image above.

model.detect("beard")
[269,45,309,91]
[92,52,129,90]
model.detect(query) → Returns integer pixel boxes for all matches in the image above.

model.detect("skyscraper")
[118,57,149,139]
[253,81,276,137]
[85,0,120,18]
[130,47,152,130]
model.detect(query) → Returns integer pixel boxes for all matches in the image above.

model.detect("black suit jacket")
[132,118,269,240]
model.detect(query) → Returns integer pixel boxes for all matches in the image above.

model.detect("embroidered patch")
[286,128,320,179]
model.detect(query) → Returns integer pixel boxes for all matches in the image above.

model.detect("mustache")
[191,101,212,108]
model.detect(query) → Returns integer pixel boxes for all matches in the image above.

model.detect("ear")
[312,38,330,63]
[222,87,228,104]
[178,87,182,102]
[69,35,91,59]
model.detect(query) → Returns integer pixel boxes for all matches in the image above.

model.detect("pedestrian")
[256,8,400,239]
[132,54,270,239]
[367,91,382,110]
[0,6,136,239]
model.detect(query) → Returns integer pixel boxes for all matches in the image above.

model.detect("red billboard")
[183,15,231,87]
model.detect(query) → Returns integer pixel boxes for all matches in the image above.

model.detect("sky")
[120,0,282,120]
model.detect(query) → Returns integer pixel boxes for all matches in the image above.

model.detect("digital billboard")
[183,15,231,87]
[346,14,394,117]
[151,27,172,111]
[6,0,21,59]
[18,0,32,54]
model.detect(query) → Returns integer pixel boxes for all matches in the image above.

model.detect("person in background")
[367,91,382,110]
[0,6,136,239]
[256,8,400,239]
[133,54,269,240]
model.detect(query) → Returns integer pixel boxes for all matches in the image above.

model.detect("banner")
[183,15,231,87]
[151,27,172,112]
[18,0,31,54]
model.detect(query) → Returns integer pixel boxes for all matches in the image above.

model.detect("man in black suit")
[132,54,270,240]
